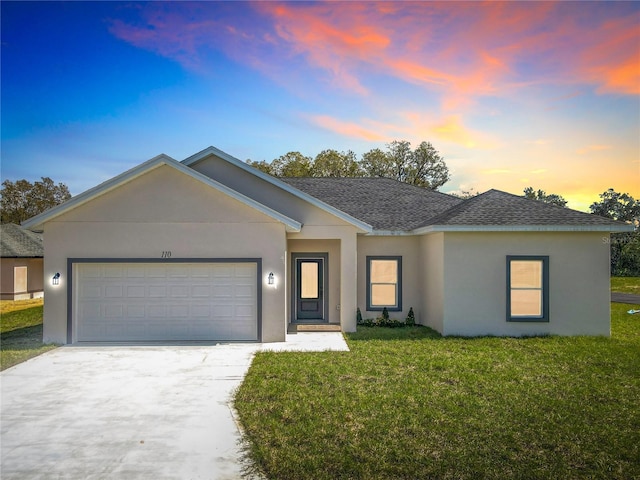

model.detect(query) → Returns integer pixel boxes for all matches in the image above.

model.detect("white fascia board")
[23,154,302,232]
[411,224,635,234]
[182,146,373,233]
[365,230,414,236]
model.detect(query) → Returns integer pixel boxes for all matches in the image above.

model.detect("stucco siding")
[420,233,444,332]
[0,258,44,300]
[53,165,278,225]
[357,236,421,323]
[42,166,289,344]
[441,232,610,337]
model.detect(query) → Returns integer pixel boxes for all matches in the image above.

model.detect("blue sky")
[2,1,638,210]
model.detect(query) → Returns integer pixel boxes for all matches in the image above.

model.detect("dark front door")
[295,257,324,321]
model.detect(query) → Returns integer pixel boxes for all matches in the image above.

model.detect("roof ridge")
[282,176,461,200]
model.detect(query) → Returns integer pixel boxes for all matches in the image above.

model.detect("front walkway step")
[288,323,342,333]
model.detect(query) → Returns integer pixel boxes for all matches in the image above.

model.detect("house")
[22,146,631,344]
[1,223,44,300]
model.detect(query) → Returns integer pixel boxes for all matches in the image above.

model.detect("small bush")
[406,307,415,326]
[356,307,363,325]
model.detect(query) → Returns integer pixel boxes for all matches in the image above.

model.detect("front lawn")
[611,276,640,294]
[0,299,57,371]
[235,304,640,479]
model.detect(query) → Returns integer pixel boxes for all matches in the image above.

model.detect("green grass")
[611,276,640,295]
[235,304,640,479]
[1,299,57,371]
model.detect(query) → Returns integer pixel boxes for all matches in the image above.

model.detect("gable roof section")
[22,155,302,232]
[282,177,463,232]
[280,178,631,233]
[182,146,373,233]
[413,189,632,233]
[1,224,43,257]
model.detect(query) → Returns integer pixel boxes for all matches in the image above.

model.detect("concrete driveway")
[1,333,349,479]
[1,344,261,480]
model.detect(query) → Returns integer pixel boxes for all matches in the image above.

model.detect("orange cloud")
[431,116,481,148]
[109,2,639,106]
[576,145,613,155]
[308,115,390,142]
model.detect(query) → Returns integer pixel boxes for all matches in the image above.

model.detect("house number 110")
[161,251,172,258]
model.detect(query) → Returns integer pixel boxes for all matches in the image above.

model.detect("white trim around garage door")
[67,258,262,343]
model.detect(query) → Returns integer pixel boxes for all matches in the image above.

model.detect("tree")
[590,189,640,224]
[313,149,361,177]
[1,177,71,224]
[409,141,450,189]
[245,159,274,175]
[244,140,450,190]
[361,140,450,189]
[360,148,389,178]
[590,189,640,276]
[271,152,314,177]
[523,187,568,207]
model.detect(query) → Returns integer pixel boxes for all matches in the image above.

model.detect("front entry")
[292,253,328,322]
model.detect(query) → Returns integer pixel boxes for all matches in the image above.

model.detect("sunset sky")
[2,1,638,211]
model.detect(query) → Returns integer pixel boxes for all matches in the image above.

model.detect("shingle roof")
[281,177,463,231]
[0,224,43,257]
[422,189,626,228]
[280,179,629,232]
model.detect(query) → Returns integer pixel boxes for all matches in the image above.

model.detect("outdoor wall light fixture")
[52,272,61,286]
[268,272,274,285]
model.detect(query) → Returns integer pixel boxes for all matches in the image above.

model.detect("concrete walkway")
[611,292,640,305]
[1,333,348,480]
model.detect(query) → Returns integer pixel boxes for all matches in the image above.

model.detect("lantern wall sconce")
[268,272,274,285]
[52,272,61,286]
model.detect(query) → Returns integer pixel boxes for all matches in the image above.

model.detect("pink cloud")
[108,2,639,107]
[308,115,391,142]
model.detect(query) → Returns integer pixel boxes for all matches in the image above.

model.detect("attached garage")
[73,261,260,342]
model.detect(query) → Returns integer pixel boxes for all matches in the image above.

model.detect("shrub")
[406,307,415,326]
[356,307,363,325]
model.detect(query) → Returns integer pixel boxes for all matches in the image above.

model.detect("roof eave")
[22,154,302,233]
[411,224,635,234]
[182,146,373,233]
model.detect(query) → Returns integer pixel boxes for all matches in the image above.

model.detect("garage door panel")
[191,285,211,297]
[126,266,145,278]
[126,285,145,298]
[170,285,189,297]
[76,262,258,342]
[104,265,124,278]
[126,305,146,317]
[105,286,123,298]
[105,304,123,318]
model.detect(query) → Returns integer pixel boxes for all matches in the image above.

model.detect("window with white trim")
[507,256,549,322]
[366,256,402,311]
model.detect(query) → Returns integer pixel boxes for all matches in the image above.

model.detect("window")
[507,256,549,322]
[367,256,402,311]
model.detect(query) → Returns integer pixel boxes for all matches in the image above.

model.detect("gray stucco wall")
[440,231,611,337]
[42,165,288,344]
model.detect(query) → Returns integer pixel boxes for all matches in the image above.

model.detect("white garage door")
[75,262,258,342]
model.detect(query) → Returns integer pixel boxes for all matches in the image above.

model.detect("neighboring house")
[22,146,632,344]
[1,223,44,300]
